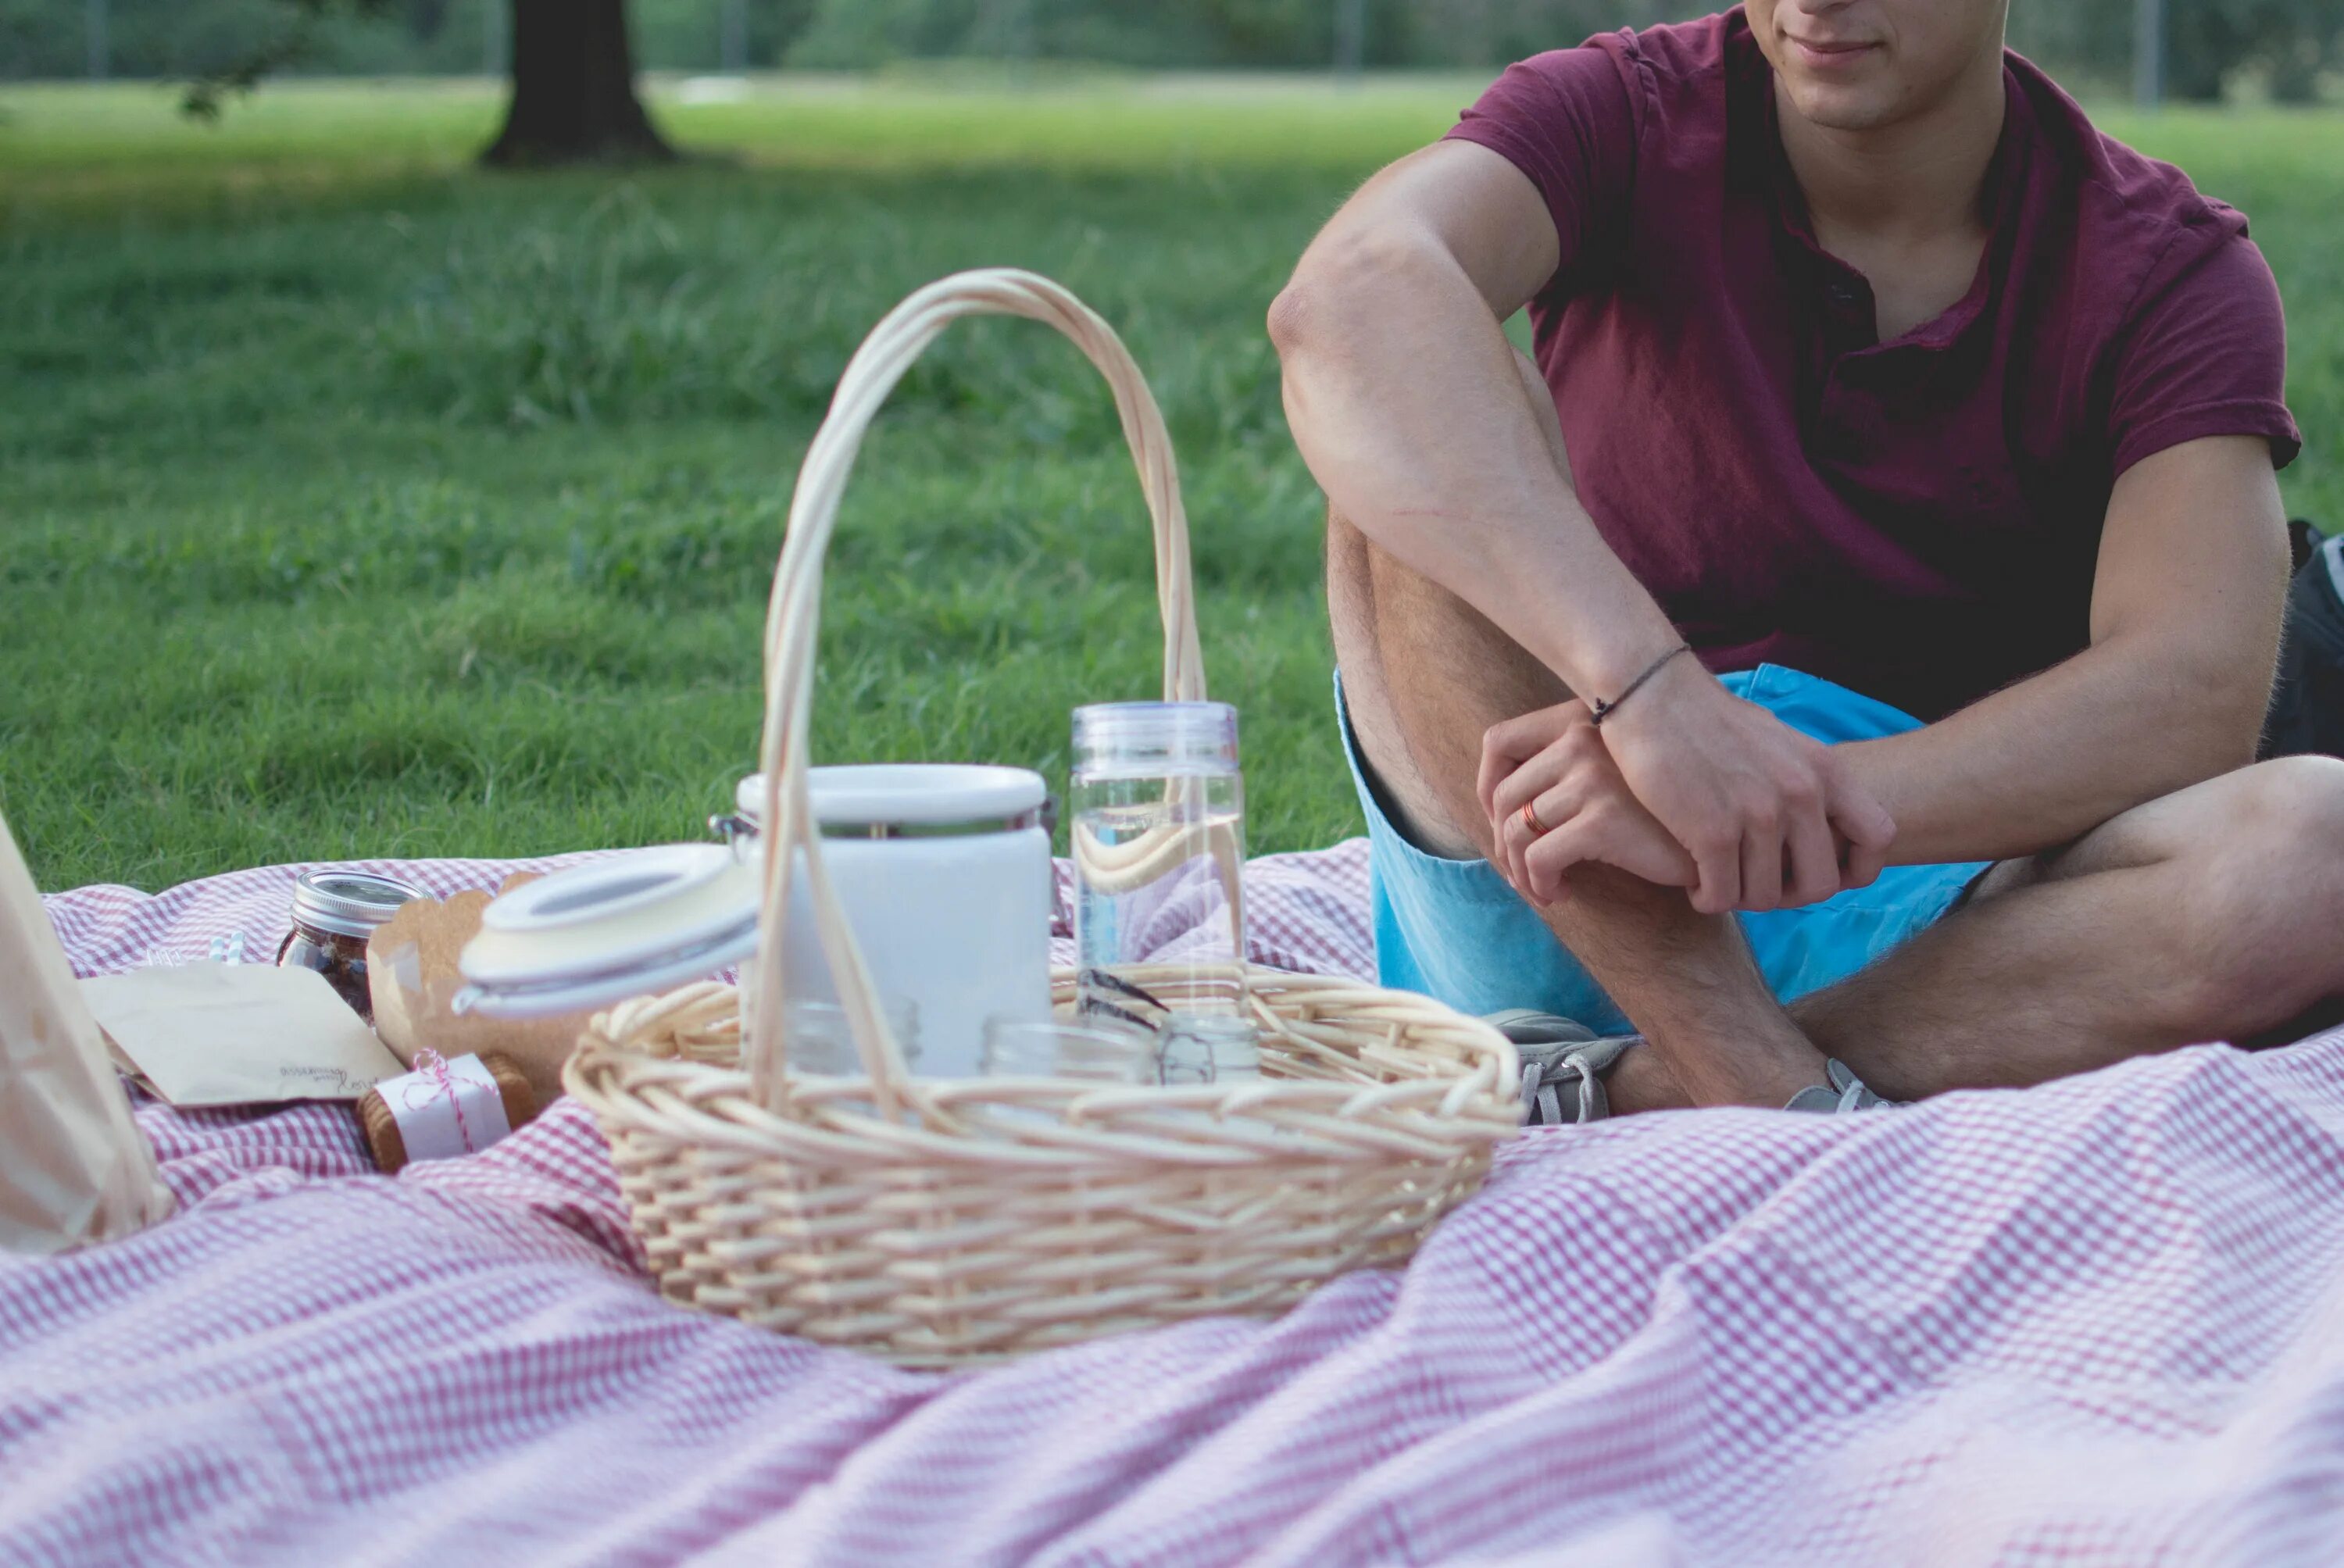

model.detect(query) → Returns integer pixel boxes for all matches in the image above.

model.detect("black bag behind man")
[2262,520,2344,760]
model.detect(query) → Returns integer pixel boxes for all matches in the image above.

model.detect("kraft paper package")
[367,877,595,1109]
[83,963,409,1108]
[0,806,173,1255]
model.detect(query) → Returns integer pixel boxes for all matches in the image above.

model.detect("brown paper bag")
[83,963,409,1107]
[0,807,174,1255]
[367,878,595,1109]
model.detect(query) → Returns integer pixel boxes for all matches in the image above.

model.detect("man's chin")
[1779,77,1906,134]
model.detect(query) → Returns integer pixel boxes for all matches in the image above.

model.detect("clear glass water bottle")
[1070,701,1252,1055]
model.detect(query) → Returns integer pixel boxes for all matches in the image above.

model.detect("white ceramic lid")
[453,843,760,1019]
[735,764,1047,830]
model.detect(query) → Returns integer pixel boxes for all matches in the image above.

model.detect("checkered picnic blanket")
[9,848,2344,1565]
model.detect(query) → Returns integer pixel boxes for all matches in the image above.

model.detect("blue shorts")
[1338,664,1991,1034]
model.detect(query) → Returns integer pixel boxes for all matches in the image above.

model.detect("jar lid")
[735,764,1047,834]
[291,870,423,940]
[452,844,761,1019]
[1072,702,1239,777]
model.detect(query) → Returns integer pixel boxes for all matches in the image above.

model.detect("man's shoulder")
[2006,55,2294,473]
[1575,8,1742,94]
[2010,55,2253,276]
[1503,9,1740,105]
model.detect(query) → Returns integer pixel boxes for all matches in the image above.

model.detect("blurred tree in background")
[0,0,814,82]
[2,0,2339,101]
[2169,0,2342,98]
[788,0,1417,70]
[481,0,668,164]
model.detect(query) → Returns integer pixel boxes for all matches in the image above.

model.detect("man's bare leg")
[1328,350,1828,1109]
[1341,534,2344,1109]
[1785,756,2344,1101]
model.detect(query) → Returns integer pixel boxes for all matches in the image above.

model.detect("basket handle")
[747,269,1206,1109]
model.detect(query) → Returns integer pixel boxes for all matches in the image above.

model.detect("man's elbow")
[1265,278,1317,361]
[1268,231,1438,363]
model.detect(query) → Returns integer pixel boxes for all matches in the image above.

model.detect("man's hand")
[1481,664,1897,913]
[1480,701,1696,903]
[1595,658,1894,913]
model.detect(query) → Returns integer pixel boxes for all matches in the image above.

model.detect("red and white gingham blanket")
[10,846,2344,1566]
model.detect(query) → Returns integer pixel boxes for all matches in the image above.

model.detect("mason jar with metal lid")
[277,870,423,1023]
[719,764,1056,1079]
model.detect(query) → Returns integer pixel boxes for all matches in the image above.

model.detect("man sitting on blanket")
[1268,0,2336,1118]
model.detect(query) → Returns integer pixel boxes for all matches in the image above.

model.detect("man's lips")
[1787,36,1881,68]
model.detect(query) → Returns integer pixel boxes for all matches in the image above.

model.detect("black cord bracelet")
[1588,644,1692,727]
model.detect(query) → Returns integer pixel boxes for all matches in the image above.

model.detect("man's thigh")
[1959,762,2275,909]
[1848,759,2344,1052]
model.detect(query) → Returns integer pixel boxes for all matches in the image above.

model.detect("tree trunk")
[482,0,674,168]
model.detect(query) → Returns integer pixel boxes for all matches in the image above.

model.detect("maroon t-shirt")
[1446,9,2300,720]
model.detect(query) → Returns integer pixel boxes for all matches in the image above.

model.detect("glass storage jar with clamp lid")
[716,763,1057,1080]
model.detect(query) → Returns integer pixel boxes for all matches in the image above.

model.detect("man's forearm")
[1838,434,2289,869]
[1837,633,2268,866]
[1270,234,1680,699]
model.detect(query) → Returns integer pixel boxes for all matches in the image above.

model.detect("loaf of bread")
[359,1050,537,1173]
[366,879,591,1111]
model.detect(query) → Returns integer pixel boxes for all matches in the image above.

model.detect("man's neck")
[1774,62,2008,244]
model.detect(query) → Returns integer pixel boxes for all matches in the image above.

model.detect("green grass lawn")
[4,76,2342,892]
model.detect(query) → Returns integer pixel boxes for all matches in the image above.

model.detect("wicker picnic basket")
[563,268,1523,1368]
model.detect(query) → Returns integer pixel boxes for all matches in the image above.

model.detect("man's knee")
[2202,756,2344,907]
[2166,756,2344,1024]
[2200,755,2344,870]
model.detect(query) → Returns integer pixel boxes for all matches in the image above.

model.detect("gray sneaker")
[1485,1010,1644,1126]
[1782,1059,1893,1113]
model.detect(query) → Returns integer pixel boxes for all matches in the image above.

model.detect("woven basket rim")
[564,969,1522,1176]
